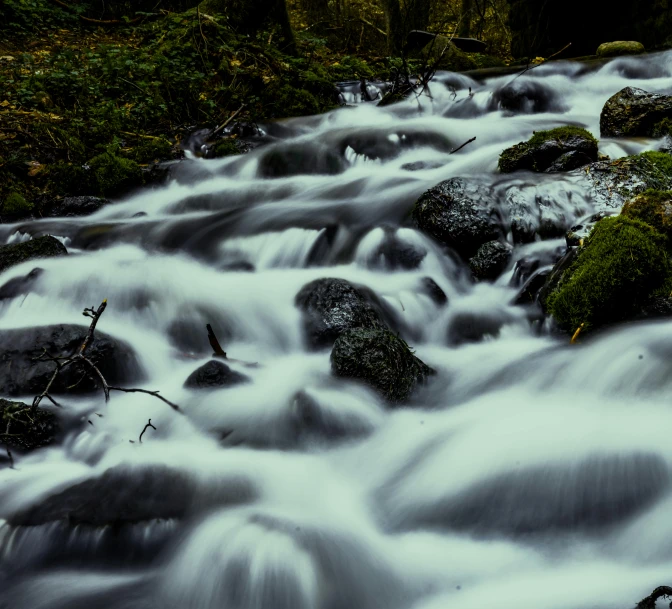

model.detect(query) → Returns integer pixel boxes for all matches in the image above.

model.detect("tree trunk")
[199,0,295,53]
[300,0,330,23]
[407,0,431,33]
[381,0,404,54]
[459,0,474,37]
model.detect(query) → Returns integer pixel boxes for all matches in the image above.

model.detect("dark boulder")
[490,80,565,114]
[447,310,510,345]
[0,267,43,301]
[413,178,502,258]
[420,277,448,306]
[330,329,434,404]
[0,236,67,276]
[498,126,598,174]
[469,240,512,281]
[183,359,250,389]
[295,278,386,350]
[0,399,58,452]
[258,144,346,178]
[0,324,142,397]
[369,230,427,270]
[600,87,672,138]
[48,196,109,218]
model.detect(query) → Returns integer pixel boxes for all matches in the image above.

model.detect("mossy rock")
[330,329,434,404]
[419,36,478,72]
[126,138,174,164]
[0,235,67,276]
[0,399,58,452]
[212,139,241,158]
[546,216,671,333]
[596,41,645,57]
[622,190,672,240]
[87,153,143,197]
[1,192,34,217]
[499,126,598,173]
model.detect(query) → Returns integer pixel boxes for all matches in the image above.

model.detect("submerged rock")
[468,240,512,281]
[183,359,250,389]
[0,267,43,301]
[330,329,434,404]
[0,236,67,276]
[0,399,58,452]
[295,278,386,350]
[0,324,142,396]
[420,277,448,306]
[490,79,566,114]
[498,126,598,174]
[413,178,502,258]
[545,216,670,333]
[600,87,672,138]
[597,40,645,57]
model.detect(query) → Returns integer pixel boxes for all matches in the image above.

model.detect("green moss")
[212,139,240,158]
[652,118,672,138]
[635,151,672,180]
[499,126,597,173]
[528,126,597,148]
[622,189,672,240]
[87,153,143,197]
[547,216,671,333]
[126,138,173,164]
[2,192,34,215]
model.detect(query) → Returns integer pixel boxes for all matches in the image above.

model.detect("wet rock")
[635,295,672,321]
[48,196,109,218]
[0,236,67,276]
[295,278,386,350]
[447,310,508,345]
[600,87,672,138]
[580,151,672,211]
[469,240,512,281]
[0,267,43,300]
[498,126,598,174]
[538,247,578,312]
[413,178,502,258]
[513,269,551,306]
[565,211,614,247]
[490,79,566,114]
[0,324,142,397]
[371,230,427,270]
[258,144,346,178]
[0,398,58,452]
[420,277,448,306]
[596,41,645,58]
[545,217,669,333]
[183,359,250,389]
[330,329,434,404]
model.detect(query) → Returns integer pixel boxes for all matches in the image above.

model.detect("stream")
[2,51,672,609]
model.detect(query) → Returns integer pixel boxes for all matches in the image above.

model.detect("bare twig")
[450,136,477,154]
[139,419,157,443]
[211,104,246,138]
[507,42,573,85]
[108,387,181,412]
[5,444,14,469]
[636,586,672,609]
[207,324,227,358]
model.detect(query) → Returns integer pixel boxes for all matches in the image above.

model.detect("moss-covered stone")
[212,139,241,158]
[2,192,34,216]
[499,126,598,173]
[0,235,67,276]
[600,87,672,138]
[419,36,478,72]
[546,216,670,333]
[0,399,58,452]
[596,41,645,57]
[87,152,143,197]
[126,138,174,164]
[621,190,672,240]
[330,329,434,404]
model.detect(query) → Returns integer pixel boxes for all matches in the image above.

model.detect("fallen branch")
[139,419,157,443]
[450,137,476,154]
[32,300,182,413]
[211,104,246,138]
[507,42,573,85]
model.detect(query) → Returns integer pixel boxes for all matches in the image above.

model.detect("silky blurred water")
[2,52,672,609]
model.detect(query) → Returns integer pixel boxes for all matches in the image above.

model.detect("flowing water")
[2,52,672,609]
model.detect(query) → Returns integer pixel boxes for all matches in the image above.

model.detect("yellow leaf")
[0,101,10,107]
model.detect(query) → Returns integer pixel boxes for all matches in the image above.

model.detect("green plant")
[2,192,34,215]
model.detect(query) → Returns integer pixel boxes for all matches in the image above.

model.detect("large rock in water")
[295,278,386,350]
[183,359,250,389]
[413,178,502,258]
[330,329,434,404]
[498,126,598,174]
[48,196,109,218]
[600,87,672,138]
[0,398,58,451]
[0,325,142,396]
[0,236,67,276]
